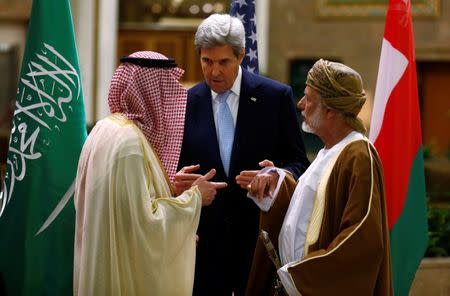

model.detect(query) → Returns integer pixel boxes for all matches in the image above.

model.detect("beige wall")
[410,258,450,296]
[0,0,77,73]
[0,22,27,67]
[269,0,450,124]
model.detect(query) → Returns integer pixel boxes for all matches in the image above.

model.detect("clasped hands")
[236,160,279,199]
[173,159,279,206]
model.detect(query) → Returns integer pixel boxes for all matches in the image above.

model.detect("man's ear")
[325,107,337,119]
[238,48,245,63]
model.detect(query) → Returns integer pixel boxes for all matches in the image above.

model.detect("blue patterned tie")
[217,91,235,176]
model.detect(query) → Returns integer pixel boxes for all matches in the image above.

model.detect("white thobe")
[74,115,202,296]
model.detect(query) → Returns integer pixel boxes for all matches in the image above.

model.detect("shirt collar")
[212,66,242,102]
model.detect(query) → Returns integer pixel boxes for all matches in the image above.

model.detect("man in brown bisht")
[246,59,393,296]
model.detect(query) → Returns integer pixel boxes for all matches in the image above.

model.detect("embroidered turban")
[306,59,367,134]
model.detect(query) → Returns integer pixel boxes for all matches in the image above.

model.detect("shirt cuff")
[246,167,286,212]
[264,167,286,198]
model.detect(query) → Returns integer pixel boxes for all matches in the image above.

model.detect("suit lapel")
[230,70,259,175]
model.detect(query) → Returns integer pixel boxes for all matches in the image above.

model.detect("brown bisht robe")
[246,140,393,296]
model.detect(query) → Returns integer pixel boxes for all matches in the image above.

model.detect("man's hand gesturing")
[193,169,227,206]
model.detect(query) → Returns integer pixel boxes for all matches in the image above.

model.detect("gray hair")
[195,13,245,58]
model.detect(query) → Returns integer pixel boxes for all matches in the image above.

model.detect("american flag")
[230,0,258,74]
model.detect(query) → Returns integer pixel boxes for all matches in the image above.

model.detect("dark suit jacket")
[178,69,309,294]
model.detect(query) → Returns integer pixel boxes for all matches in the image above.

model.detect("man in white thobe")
[74,51,226,296]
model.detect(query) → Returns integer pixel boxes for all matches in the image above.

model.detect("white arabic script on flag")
[0,43,81,218]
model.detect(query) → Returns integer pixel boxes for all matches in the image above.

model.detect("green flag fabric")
[369,1,428,294]
[0,0,86,295]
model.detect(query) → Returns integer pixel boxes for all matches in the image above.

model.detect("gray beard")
[302,121,315,134]
[301,105,323,135]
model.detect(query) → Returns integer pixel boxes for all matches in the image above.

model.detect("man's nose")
[297,97,305,110]
[211,64,221,77]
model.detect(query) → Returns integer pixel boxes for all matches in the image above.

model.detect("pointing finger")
[212,182,227,189]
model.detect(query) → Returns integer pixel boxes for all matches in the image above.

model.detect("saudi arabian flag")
[369,1,428,295]
[0,0,86,295]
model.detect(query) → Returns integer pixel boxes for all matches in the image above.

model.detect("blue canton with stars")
[230,0,258,74]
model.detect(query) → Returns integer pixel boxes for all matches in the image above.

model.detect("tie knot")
[217,90,231,103]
